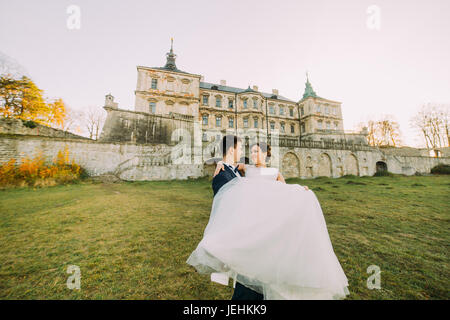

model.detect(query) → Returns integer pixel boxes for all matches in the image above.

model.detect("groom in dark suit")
[211,135,264,300]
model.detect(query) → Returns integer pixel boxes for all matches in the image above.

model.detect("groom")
[211,135,264,300]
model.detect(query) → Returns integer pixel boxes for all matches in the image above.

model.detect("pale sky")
[1,0,449,147]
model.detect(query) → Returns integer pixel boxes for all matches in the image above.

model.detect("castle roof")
[199,82,296,103]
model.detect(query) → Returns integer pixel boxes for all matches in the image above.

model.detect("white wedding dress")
[186,166,349,300]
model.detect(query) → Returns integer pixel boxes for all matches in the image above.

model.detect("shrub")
[373,170,395,177]
[22,120,37,128]
[0,146,88,188]
[430,163,450,175]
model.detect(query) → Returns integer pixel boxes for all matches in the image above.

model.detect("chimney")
[253,85,258,91]
[220,80,226,86]
[200,75,204,81]
[272,89,279,95]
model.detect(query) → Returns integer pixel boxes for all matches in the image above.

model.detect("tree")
[358,115,402,147]
[82,106,106,140]
[410,103,449,150]
[0,75,68,128]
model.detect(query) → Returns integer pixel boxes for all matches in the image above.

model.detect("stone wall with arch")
[276,147,450,179]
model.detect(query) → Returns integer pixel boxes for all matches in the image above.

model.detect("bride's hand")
[303,185,309,190]
[237,163,245,172]
[213,161,225,177]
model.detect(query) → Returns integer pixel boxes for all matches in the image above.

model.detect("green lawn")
[0,174,449,299]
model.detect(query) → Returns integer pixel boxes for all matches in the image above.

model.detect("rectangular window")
[243,118,248,128]
[318,121,322,129]
[280,107,284,116]
[149,102,156,114]
[202,114,208,125]
[229,117,234,128]
[243,100,248,109]
[228,100,233,109]
[300,107,304,116]
[326,122,331,129]
[254,118,258,128]
[291,124,295,133]
[253,100,258,109]
[202,95,209,105]
[216,97,221,107]
[216,116,222,127]
[151,78,157,89]
[269,106,275,114]
[281,123,285,132]
[316,105,321,113]
[270,122,275,131]
[289,108,294,117]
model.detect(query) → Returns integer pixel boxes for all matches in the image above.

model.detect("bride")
[186,141,349,300]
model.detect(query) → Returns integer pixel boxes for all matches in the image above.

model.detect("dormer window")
[211,85,219,90]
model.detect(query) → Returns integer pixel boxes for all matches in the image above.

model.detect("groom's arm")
[212,172,231,196]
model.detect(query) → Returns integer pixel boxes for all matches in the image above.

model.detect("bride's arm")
[277,172,286,183]
[213,161,225,177]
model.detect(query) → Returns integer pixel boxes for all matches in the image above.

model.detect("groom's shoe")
[231,282,264,300]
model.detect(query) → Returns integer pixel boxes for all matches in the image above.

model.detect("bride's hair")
[251,142,271,158]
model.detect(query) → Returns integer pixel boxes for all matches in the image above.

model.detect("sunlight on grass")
[0,175,449,299]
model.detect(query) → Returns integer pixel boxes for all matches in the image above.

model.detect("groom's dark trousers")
[212,165,264,301]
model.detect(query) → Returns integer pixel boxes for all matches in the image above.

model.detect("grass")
[0,174,449,299]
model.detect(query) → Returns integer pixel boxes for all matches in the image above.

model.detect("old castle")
[1,41,448,180]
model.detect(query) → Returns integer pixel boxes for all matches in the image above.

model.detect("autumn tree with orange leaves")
[0,75,68,129]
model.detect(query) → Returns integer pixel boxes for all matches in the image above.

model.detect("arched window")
[202,95,209,105]
[151,78,157,89]
[228,117,234,128]
[216,116,222,127]
[215,96,222,107]
[270,121,275,131]
[317,120,323,129]
[202,114,208,125]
